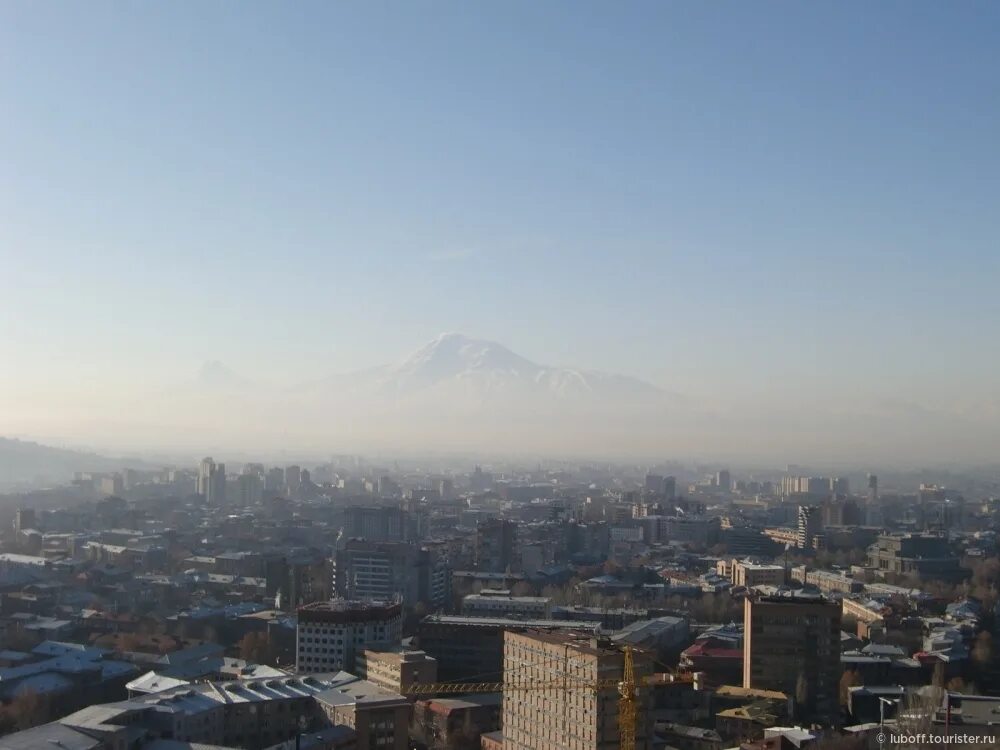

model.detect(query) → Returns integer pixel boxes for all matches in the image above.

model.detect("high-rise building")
[122,468,140,490]
[780,476,833,497]
[269,550,333,610]
[100,473,125,496]
[796,505,821,549]
[438,478,454,502]
[470,465,494,492]
[644,473,665,494]
[296,599,402,673]
[865,474,881,525]
[475,519,517,573]
[502,630,654,750]
[343,506,412,542]
[284,465,302,495]
[265,467,285,494]
[237,472,263,506]
[198,457,226,505]
[376,475,400,498]
[821,496,863,527]
[197,457,213,495]
[830,477,849,495]
[14,508,36,534]
[715,470,732,491]
[334,540,451,608]
[566,522,611,561]
[663,516,721,546]
[663,475,677,500]
[743,593,841,724]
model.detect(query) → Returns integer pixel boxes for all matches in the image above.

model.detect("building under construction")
[501,630,655,750]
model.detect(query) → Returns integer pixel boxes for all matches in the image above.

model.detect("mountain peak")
[197,360,249,388]
[294,334,668,406]
[395,334,536,379]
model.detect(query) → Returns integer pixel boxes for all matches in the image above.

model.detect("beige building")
[743,594,841,725]
[730,560,785,589]
[315,677,410,750]
[502,630,654,750]
[789,567,863,595]
[762,527,798,547]
[359,648,437,693]
[841,597,884,625]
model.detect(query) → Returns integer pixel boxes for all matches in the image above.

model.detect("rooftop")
[422,615,601,631]
[313,676,408,709]
[0,721,102,750]
[716,686,790,702]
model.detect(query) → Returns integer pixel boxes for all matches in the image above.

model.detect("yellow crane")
[619,645,637,750]
[404,646,647,750]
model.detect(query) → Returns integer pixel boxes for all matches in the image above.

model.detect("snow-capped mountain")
[305,333,665,404]
[160,335,677,455]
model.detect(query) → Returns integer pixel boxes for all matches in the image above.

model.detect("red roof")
[682,642,742,659]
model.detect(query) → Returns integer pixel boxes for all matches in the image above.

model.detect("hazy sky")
[3,2,1000,460]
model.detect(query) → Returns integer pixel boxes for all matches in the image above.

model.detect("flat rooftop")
[421,615,600,631]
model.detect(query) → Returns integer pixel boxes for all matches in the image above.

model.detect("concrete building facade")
[502,630,654,750]
[743,594,841,725]
[296,600,402,673]
[358,648,437,694]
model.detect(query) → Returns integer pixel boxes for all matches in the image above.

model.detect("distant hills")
[0,437,139,489]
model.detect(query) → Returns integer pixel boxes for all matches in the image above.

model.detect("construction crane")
[404,645,649,750]
[619,645,637,750]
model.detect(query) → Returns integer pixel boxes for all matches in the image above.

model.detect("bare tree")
[839,669,862,706]
[972,631,994,666]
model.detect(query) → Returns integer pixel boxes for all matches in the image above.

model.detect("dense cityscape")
[5,2,1000,749]
[0,456,997,749]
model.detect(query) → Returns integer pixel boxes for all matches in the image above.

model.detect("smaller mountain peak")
[197,360,248,387]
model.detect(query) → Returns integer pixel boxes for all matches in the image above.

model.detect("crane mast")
[404,642,658,749]
[618,645,637,750]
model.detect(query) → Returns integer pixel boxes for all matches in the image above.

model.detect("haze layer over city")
[3,3,1000,466]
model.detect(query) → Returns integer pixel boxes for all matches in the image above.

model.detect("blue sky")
[2,2,999,432]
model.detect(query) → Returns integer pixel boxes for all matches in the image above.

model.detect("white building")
[462,590,552,619]
[296,599,402,673]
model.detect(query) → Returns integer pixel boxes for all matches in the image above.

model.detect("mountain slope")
[304,333,665,404]
[0,438,143,489]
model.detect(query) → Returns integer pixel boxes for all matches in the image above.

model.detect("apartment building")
[296,599,402,673]
[314,677,410,750]
[358,648,437,693]
[743,593,841,725]
[502,630,654,750]
[729,560,786,589]
[462,590,553,619]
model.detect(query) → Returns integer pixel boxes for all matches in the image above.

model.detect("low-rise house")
[410,693,502,750]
